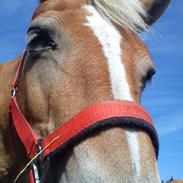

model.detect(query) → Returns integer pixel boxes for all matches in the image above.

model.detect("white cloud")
[155,110,183,137]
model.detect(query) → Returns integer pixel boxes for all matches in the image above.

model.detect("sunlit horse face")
[0,0,170,182]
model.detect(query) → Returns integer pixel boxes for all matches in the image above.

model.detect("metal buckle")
[30,145,42,183]
[11,87,17,97]
[31,163,41,183]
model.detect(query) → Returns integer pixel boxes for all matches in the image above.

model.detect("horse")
[0,0,171,182]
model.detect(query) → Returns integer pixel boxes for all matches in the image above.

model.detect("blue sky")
[0,0,182,180]
[141,0,183,180]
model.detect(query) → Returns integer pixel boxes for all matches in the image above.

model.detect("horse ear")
[141,0,171,25]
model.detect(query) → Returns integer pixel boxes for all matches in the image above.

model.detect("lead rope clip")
[31,163,41,183]
[30,144,42,183]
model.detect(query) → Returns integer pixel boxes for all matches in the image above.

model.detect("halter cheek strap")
[8,52,159,183]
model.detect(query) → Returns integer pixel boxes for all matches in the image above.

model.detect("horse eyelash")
[141,68,156,90]
[146,68,156,82]
[27,28,57,52]
[27,32,38,44]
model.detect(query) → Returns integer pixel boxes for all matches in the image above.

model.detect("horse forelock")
[36,0,148,34]
[92,0,148,33]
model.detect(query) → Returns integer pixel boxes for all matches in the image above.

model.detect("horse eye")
[27,26,57,52]
[141,68,156,90]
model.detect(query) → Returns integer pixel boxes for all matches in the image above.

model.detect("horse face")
[15,0,170,182]
[19,1,155,130]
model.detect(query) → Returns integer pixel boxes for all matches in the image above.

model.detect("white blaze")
[84,5,141,181]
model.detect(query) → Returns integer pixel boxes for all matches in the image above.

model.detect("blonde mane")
[92,0,148,33]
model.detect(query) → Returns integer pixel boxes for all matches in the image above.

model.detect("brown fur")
[0,0,170,182]
[0,58,20,178]
[33,0,90,19]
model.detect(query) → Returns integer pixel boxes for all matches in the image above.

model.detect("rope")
[13,136,60,183]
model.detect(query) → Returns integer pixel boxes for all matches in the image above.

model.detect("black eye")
[27,26,57,52]
[141,68,156,90]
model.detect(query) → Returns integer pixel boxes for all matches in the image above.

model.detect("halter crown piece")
[8,51,159,183]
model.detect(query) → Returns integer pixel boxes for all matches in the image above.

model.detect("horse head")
[0,0,171,182]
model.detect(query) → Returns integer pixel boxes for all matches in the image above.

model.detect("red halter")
[8,52,159,183]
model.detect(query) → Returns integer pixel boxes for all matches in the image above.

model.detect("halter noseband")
[8,51,159,183]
